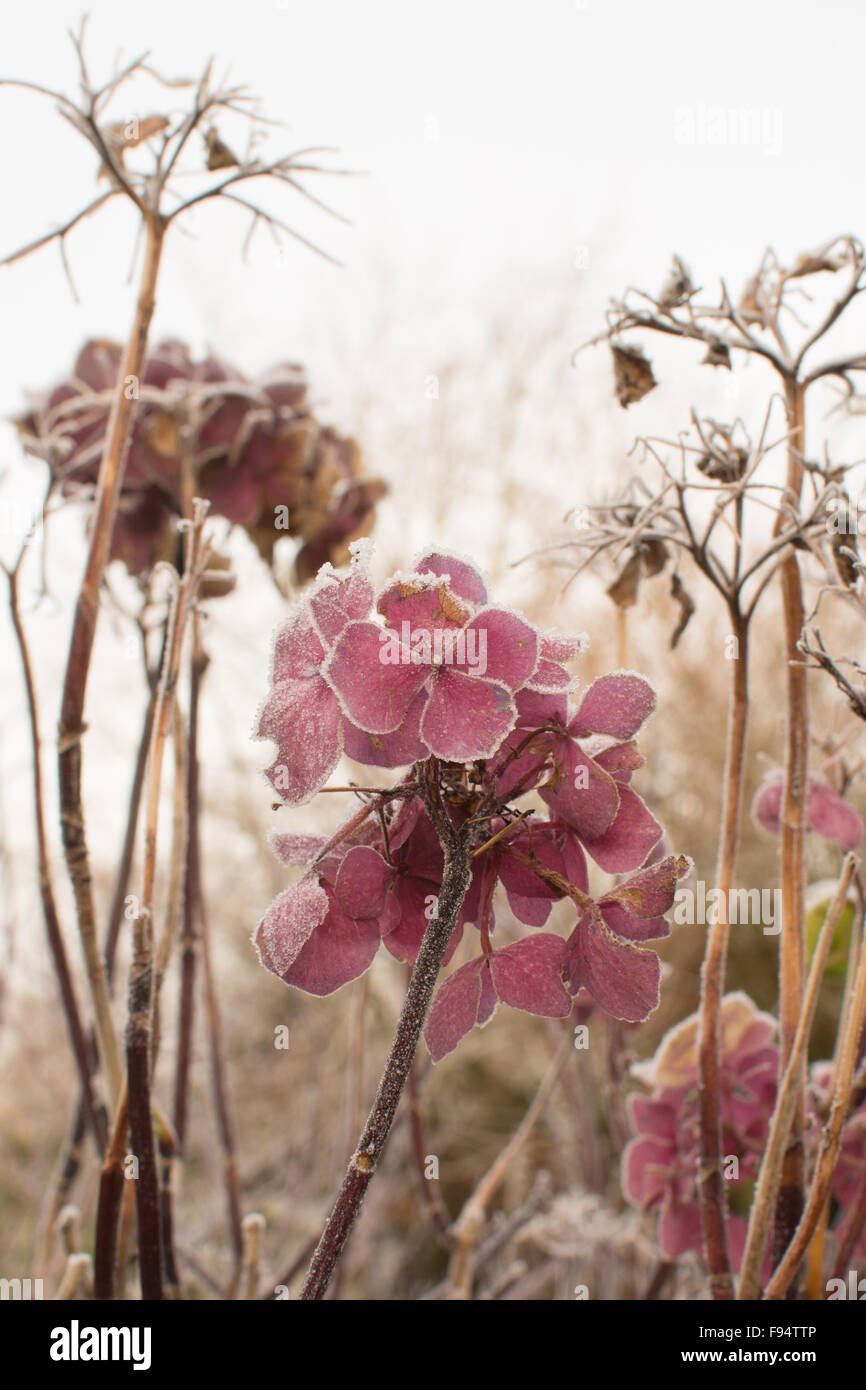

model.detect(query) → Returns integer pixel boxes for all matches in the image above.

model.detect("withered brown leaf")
[611,343,657,409]
[669,573,695,648]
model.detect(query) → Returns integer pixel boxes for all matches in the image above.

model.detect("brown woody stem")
[774,377,809,1272]
[696,609,749,1299]
[57,213,166,1110]
[299,766,470,1300]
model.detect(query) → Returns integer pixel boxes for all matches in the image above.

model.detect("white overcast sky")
[2,0,866,406]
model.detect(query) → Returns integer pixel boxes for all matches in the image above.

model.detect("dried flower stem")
[128,503,210,1301]
[93,1086,129,1299]
[3,559,106,1151]
[697,610,749,1299]
[299,765,471,1300]
[774,377,809,1267]
[58,214,166,1111]
[200,867,245,1295]
[737,854,857,1298]
[765,864,866,1298]
[173,638,208,1148]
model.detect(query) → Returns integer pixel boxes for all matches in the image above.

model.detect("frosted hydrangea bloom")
[323,553,542,763]
[254,543,682,1057]
[17,339,386,582]
[622,993,778,1265]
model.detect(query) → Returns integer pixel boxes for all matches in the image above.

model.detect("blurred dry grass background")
[1,266,863,1299]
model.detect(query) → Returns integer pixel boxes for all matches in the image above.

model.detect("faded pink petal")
[658,1192,704,1259]
[806,777,864,849]
[594,741,644,781]
[461,608,539,690]
[377,574,471,633]
[539,632,587,664]
[622,1134,672,1208]
[272,603,325,683]
[253,877,329,978]
[308,554,374,645]
[334,845,392,918]
[490,934,571,1017]
[342,691,427,767]
[424,958,484,1062]
[751,771,783,836]
[582,785,662,873]
[568,911,661,1021]
[257,674,342,807]
[601,854,689,920]
[541,740,621,840]
[414,549,488,605]
[420,669,516,761]
[324,620,429,732]
[283,895,381,996]
[570,672,656,740]
[267,831,326,866]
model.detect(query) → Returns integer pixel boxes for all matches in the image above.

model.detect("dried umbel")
[16,339,387,585]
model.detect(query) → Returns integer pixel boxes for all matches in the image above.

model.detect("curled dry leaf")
[669,573,695,649]
[788,249,845,279]
[205,127,241,170]
[606,539,669,609]
[658,256,694,308]
[611,343,657,409]
[702,337,732,370]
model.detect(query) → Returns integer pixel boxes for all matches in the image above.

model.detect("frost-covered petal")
[413,549,488,605]
[461,608,539,691]
[324,620,429,732]
[267,831,326,866]
[489,934,571,1017]
[526,658,575,693]
[253,877,329,978]
[567,911,661,1022]
[283,896,382,996]
[600,901,671,942]
[257,675,342,807]
[601,854,690,921]
[570,672,656,740]
[424,958,485,1062]
[539,632,587,664]
[334,845,392,918]
[420,669,516,761]
[594,741,644,782]
[541,741,621,840]
[342,691,427,768]
[377,573,471,633]
[515,686,569,729]
[308,555,374,645]
[582,786,662,873]
[272,603,326,683]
